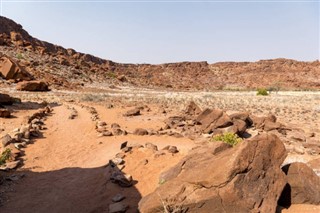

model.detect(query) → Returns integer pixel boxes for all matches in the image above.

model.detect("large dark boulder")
[0,93,15,105]
[139,133,287,213]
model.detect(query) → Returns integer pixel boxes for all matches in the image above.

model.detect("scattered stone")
[113,128,126,136]
[229,112,253,127]
[145,143,158,151]
[111,123,121,129]
[154,150,166,158]
[0,160,20,170]
[109,202,128,213]
[1,134,13,147]
[97,121,107,126]
[110,172,133,187]
[0,93,15,105]
[68,108,78,119]
[124,108,140,116]
[163,145,179,154]
[16,80,50,91]
[5,174,25,181]
[184,101,202,118]
[115,152,126,159]
[112,193,126,203]
[287,130,306,143]
[110,157,124,166]
[133,128,148,136]
[0,108,11,118]
[121,147,132,153]
[98,131,113,137]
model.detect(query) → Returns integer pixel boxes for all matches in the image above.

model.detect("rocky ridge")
[0,16,319,91]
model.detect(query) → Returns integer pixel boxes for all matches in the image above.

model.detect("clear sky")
[0,0,319,64]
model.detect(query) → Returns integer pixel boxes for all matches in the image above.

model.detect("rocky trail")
[0,102,197,212]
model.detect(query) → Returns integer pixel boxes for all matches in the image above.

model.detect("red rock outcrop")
[0,55,33,80]
[139,133,287,213]
[0,16,319,90]
[16,80,49,91]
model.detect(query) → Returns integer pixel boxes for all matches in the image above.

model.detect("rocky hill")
[0,16,319,90]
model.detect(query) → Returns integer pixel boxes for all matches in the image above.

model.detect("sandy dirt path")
[0,103,197,213]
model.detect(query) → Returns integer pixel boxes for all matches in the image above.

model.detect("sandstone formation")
[0,55,32,80]
[139,133,287,213]
[279,162,320,206]
[16,80,49,91]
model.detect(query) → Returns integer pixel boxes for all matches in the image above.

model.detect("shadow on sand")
[0,163,142,213]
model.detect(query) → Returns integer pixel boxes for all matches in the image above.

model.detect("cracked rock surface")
[139,133,287,213]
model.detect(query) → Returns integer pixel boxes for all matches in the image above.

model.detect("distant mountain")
[0,16,319,90]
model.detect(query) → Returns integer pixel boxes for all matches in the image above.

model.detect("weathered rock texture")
[0,55,32,80]
[279,162,320,206]
[16,80,49,91]
[139,133,287,213]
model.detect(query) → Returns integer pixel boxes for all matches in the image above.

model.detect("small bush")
[107,72,116,78]
[16,53,24,60]
[0,148,11,166]
[256,88,269,96]
[212,132,242,146]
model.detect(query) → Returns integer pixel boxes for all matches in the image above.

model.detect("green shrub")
[107,72,116,78]
[16,53,24,60]
[212,132,242,146]
[256,88,269,96]
[0,148,11,166]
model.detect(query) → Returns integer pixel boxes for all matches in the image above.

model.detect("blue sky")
[1,0,319,64]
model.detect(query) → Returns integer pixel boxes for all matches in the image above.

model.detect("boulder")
[229,112,252,127]
[184,101,202,118]
[133,128,148,136]
[162,145,179,154]
[145,143,158,151]
[0,108,11,118]
[16,80,49,91]
[164,116,185,128]
[110,171,133,187]
[250,114,277,130]
[0,93,15,105]
[229,119,247,135]
[197,109,232,133]
[264,120,283,132]
[123,108,140,116]
[0,160,20,170]
[139,133,287,213]
[1,134,14,147]
[0,56,32,80]
[279,162,320,206]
